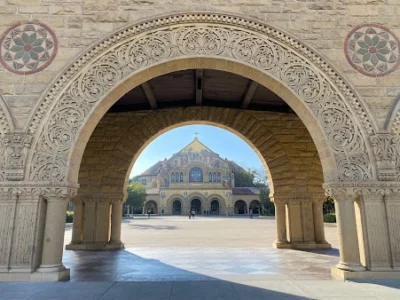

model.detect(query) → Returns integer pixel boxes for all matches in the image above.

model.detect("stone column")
[69,199,84,245]
[313,198,329,245]
[109,200,124,248]
[361,189,392,271]
[301,198,315,244]
[35,188,76,281]
[386,190,400,270]
[273,199,289,247]
[287,199,303,243]
[331,191,365,272]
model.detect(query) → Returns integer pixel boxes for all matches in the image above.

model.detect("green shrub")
[323,213,336,223]
[66,210,74,223]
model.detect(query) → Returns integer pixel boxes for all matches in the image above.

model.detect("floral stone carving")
[345,24,400,77]
[0,21,57,75]
[26,14,374,183]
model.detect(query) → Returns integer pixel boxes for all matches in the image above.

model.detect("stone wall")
[0,0,399,130]
[78,107,324,197]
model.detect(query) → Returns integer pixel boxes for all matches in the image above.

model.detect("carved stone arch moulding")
[25,12,377,183]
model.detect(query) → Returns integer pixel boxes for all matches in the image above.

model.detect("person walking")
[147,209,151,219]
[188,210,191,219]
[249,208,253,219]
[192,208,196,218]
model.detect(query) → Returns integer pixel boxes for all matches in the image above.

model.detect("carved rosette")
[2,133,32,181]
[27,18,374,184]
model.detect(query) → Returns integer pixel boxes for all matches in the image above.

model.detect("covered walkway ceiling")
[109,69,293,113]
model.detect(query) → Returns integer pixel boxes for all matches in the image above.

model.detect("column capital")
[323,181,400,201]
[76,193,125,205]
[370,134,399,181]
[272,194,325,204]
[2,132,33,181]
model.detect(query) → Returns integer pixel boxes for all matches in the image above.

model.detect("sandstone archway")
[2,12,398,282]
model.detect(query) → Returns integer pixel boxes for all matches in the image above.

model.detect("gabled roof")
[139,161,162,176]
[177,137,216,155]
[232,187,260,195]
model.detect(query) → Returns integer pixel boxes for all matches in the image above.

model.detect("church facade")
[135,137,262,216]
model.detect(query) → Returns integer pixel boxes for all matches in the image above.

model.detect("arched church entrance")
[191,199,202,215]
[210,200,220,215]
[235,200,247,215]
[144,201,158,214]
[172,200,182,215]
[2,12,391,282]
[249,200,261,215]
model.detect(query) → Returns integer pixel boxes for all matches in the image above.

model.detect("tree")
[125,181,146,214]
[234,168,257,187]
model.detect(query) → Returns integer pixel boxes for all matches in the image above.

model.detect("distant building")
[135,137,262,215]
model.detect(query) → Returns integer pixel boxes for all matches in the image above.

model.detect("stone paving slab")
[1,280,400,299]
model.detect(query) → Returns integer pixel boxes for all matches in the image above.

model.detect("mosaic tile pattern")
[0,21,57,75]
[345,24,399,77]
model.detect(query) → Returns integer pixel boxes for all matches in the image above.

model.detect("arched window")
[180,172,183,182]
[208,172,212,182]
[189,167,203,182]
[171,173,175,182]
[217,172,221,182]
[213,172,216,182]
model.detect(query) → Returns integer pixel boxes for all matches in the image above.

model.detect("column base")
[273,241,331,250]
[0,268,70,282]
[332,267,400,280]
[66,242,124,250]
[272,241,292,249]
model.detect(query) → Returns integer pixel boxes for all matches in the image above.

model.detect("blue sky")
[130,124,266,178]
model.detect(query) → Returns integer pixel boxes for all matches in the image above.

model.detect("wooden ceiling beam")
[241,81,259,109]
[196,69,204,105]
[141,82,157,109]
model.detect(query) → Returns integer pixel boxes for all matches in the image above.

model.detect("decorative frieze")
[25,13,374,184]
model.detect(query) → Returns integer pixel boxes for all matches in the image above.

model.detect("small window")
[171,173,175,182]
[213,172,216,182]
[208,172,212,182]
[217,172,221,182]
[180,172,183,182]
[142,179,147,185]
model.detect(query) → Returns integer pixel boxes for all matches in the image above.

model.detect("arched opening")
[191,199,202,215]
[249,200,262,215]
[19,12,383,282]
[145,201,158,214]
[210,200,220,215]
[172,200,182,215]
[234,200,247,215]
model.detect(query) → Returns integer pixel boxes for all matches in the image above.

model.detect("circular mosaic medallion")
[345,24,399,77]
[0,21,58,75]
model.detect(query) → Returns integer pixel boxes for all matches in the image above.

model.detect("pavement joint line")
[287,279,310,298]
[168,281,175,300]
[97,281,117,300]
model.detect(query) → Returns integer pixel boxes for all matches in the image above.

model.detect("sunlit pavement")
[2,216,400,299]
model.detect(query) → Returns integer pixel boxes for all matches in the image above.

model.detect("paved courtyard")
[2,216,400,299]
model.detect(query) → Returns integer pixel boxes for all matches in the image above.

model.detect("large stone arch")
[77,109,323,198]
[24,12,377,185]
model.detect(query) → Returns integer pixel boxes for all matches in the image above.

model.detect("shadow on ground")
[129,224,178,230]
[2,250,400,299]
